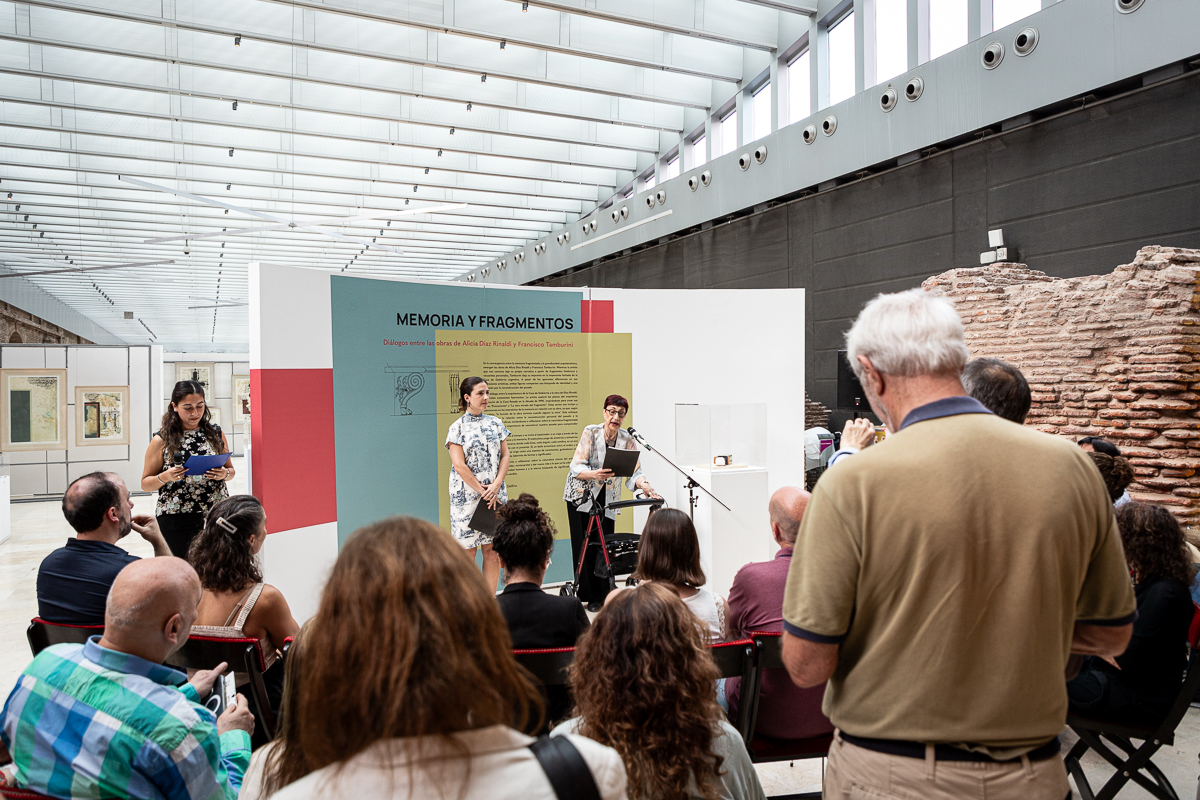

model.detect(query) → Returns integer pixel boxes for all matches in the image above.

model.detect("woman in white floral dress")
[446,376,510,593]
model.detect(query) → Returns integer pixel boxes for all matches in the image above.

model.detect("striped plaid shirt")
[1,637,251,800]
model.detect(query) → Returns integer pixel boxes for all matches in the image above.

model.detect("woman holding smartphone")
[141,380,234,559]
[446,376,510,593]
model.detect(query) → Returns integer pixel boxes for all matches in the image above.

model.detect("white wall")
[162,353,250,457]
[588,287,806,537]
[2,345,159,498]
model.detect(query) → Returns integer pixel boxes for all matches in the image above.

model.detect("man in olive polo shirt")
[782,288,1135,800]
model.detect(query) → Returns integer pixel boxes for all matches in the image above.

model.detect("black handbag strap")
[528,735,603,800]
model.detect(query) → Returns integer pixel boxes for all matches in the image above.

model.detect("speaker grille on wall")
[837,350,868,411]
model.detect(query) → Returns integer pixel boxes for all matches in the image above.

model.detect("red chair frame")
[164,635,278,739]
[26,618,104,657]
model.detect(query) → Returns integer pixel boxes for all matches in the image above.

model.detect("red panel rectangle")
[581,300,614,333]
[251,368,337,534]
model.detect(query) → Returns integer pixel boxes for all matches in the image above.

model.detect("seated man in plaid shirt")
[1,557,255,800]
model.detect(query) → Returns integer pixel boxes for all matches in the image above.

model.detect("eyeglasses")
[604,407,627,418]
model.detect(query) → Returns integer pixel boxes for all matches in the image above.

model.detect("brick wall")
[0,301,91,344]
[805,392,831,430]
[923,246,1200,525]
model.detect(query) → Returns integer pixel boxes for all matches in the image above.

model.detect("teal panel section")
[330,277,581,545]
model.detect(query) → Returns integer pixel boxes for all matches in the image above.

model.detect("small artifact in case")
[713,454,733,466]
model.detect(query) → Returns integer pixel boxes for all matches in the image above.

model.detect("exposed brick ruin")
[805,392,831,430]
[923,246,1200,526]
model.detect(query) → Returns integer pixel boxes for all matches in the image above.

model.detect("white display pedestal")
[0,456,10,545]
[681,465,771,599]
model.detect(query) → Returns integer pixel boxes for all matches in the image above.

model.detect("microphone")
[626,426,637,436]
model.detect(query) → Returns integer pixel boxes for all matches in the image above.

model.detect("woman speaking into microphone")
[562,394,660,611]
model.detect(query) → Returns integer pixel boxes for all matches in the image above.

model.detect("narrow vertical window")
[827,12,856,106]
[788,50,811,125]
[929,0,967,60]
[875,0,908,85]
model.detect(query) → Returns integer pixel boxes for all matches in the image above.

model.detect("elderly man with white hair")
[780,288,1136,800]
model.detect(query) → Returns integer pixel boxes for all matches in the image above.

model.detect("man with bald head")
[2,558,254,800]
[724,486,834,740]
[37,471,171,624]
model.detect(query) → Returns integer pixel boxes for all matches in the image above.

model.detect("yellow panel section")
[436,331,634,539]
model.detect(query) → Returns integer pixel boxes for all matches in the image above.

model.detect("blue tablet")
[184,453,230,476]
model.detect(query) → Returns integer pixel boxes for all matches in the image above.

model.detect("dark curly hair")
[1090,452,1135,502]
[188,495,265,593]
[492,493,555,574]
[1116,502,1195,586]
[571,581,725,800]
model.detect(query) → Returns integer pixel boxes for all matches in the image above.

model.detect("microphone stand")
[627,427,731,520]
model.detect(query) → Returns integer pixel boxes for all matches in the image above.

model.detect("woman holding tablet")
[562,394,660,611]
[140,380,234,559]
[446,376,510,592]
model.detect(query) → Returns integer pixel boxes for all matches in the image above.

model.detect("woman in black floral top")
[140,380,234,558]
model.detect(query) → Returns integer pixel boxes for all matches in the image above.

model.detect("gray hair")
[845,288,970,380]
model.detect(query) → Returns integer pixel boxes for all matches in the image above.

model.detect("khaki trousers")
[823,733,1070,800]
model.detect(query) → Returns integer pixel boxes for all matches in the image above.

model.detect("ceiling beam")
[21,0,717,108]
[0,34,684,132]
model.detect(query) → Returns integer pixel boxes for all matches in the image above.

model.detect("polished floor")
[0,464,1196,798]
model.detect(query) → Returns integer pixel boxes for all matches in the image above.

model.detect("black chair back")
[746,631,834,779]
[27,618,104,657]
[165,635,277,739]
[710,638,758,742]
[514,647,575,687]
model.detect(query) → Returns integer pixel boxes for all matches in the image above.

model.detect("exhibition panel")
[251,261,803,609]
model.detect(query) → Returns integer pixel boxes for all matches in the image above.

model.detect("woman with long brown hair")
[556,582,763,800]
[631,509,727,643]
[251,516,627,800]
[1068,502,1196,724]
[140,379,234,558]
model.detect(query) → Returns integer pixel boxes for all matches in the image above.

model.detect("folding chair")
[26,618,104,657]
[165,635,278,740]
[1064,604,1200,800]
[743,632,832,799]
[710,638,759,742]
[514,647,576,734]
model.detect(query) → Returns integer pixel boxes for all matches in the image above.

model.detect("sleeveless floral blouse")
[155,426,230,516]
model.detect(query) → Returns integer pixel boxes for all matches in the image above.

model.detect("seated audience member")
[248,516,626,800]
[37,472,171,624]
[631,508,726,642]
[189,496,299,717]
[1088,452,1135,506]
[1079,437,1132,506]
[829,356,1034,467]
[1,558,255,800]
[556,582,765,800]
[239,622,310,800]
[493,493,590,648]
[1068,502,1196,725]
[960,357,1032,424]
[726,487,832,741]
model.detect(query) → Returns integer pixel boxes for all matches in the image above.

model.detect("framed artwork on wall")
[232,376,251,424]
[174,362,215,397]
[0,368,68,452]
[74,385,130,447]
[208,406,222,427]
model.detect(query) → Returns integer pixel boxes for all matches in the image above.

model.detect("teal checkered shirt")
[1,637,251,800]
